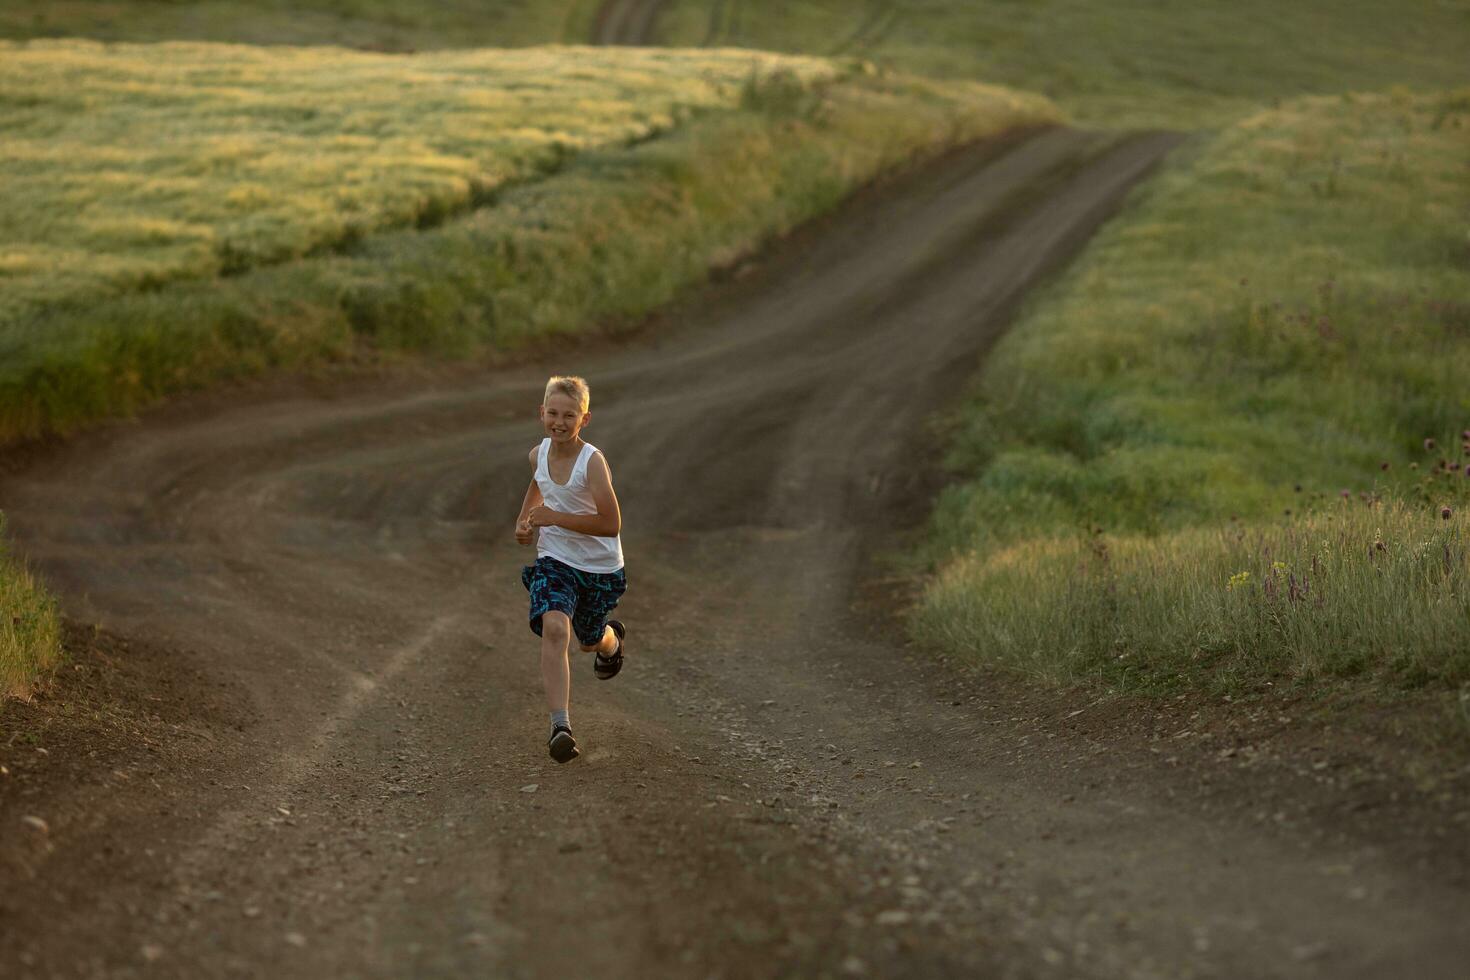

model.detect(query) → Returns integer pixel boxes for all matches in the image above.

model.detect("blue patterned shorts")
[522,556,627,647]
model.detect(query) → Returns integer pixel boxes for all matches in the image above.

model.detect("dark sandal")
[593,620,626,680]
[548,724,579,764]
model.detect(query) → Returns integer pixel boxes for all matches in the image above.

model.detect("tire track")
[591,0,668,45]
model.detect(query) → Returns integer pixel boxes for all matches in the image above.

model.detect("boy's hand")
[515,518,534,545]
[526,505,558,528]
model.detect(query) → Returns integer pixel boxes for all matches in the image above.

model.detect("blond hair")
[543,375,590,413]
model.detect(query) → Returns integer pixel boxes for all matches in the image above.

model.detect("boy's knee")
[541,611,571,643]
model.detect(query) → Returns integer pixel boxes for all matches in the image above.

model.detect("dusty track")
[592,0,667,45]
[3,129,1469,978]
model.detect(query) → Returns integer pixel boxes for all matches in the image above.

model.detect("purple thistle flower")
[1462,429,1470,441]
[1424,438,1437,451]
[1464,464,1470,478]
[1340,489,1351,499]
[1444,506,1454,520]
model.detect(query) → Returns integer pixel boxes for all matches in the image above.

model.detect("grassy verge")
[0,513,61,702]
[658,0,1470,129]
[911,89,1470,701]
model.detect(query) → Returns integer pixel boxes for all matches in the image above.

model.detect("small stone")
[243,907,261,919]
[1292,942,1329,962]
[284,932,307,948]
[20,815,48,834]
[140,944,164,963]
[909,762,922,769]
[842,955,868,975]
[519,784,539,793]
[875,910,911,926]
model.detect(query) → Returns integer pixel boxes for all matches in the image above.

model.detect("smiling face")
[539,392,589,445]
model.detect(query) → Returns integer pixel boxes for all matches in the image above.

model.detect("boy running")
[515,375,626,764]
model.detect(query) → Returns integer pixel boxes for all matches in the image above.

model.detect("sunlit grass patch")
[0,514,61,703]
[0,39,836,323]
[914,89,1470,699]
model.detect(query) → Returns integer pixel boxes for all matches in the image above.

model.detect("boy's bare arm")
[514,447,541,545]
[526,452,621,537]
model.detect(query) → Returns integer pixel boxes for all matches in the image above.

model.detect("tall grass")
[916,502,1470,694]
[0,513,60,702]
[912,89,1470,698]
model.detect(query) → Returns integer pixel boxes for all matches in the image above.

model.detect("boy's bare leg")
[578,625,619,657]
[540,611,572,714]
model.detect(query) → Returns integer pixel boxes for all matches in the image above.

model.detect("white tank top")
[535,439,624,573]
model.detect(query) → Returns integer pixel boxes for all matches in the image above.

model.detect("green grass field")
[0,0,596,49]
[0,40,834,326]
[12,2,1466,130]
[0,44,1054,445]
[659,0,1470,128]
[911,89,1470,701]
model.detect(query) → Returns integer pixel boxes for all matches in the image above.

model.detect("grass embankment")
[0,514,60,700]
[912,91,1470,702]
[658,0,1470,128]
[0,41,1055,443]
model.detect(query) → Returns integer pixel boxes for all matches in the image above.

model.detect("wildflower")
[1462,429,1470,441]
[1374,540,1386,552]
[1424,438,1437,451]
[1227,570,1252,591]
[1380,461,1390,471]
[1339,489,1351,499]
[1464,464,1470,478]
[1409,462,1419,470]
[1443,506,1454,520]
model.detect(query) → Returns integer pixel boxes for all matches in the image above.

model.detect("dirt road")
[3,128,1469,978]
[592,0,667,45]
